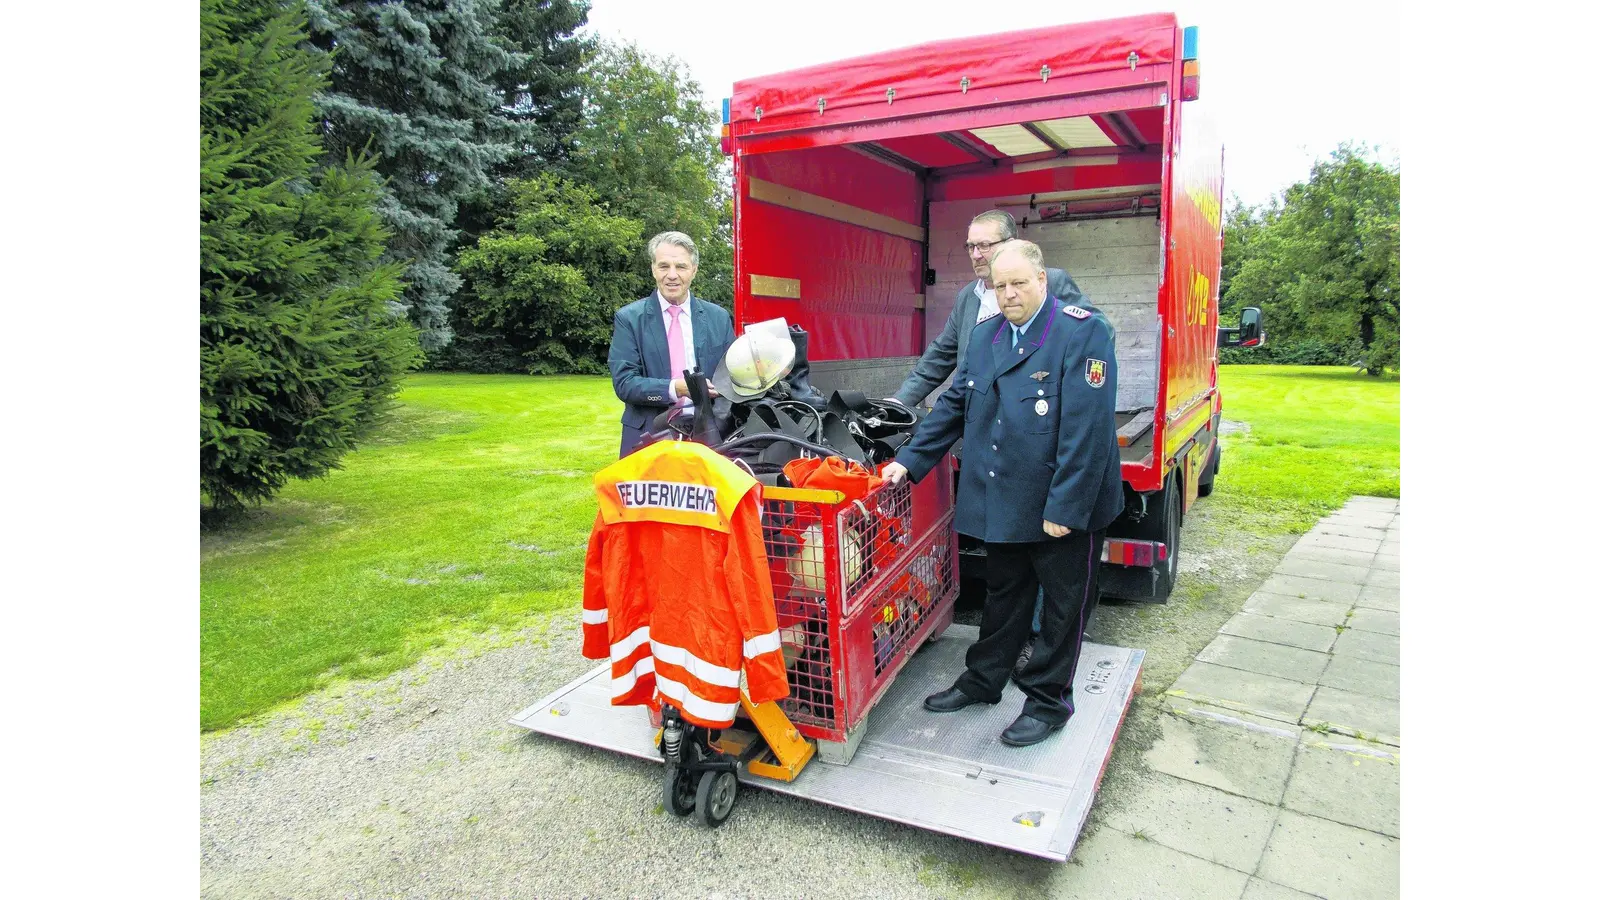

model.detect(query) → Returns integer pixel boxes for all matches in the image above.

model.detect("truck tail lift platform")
[512,475,1145,860]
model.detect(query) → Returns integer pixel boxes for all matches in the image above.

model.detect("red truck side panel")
[1159,97,1223,470]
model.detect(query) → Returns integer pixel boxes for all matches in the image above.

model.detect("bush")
[451,174,643,374]
[201,0,422,510]
[1219,338,1364,367]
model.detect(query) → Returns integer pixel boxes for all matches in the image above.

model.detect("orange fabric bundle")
[782,456,884,502]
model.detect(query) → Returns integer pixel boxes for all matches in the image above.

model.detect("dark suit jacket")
[895,268,1085,407]
[896,296,1124,541]
[608,293,735,457]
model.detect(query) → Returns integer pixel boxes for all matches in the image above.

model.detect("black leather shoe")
[1000,714,1065,747]
[923,686,992,713]
[1010,638,1036,686]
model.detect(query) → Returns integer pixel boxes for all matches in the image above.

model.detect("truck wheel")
[1154,474,1183,601]
[1197,443,1220,498]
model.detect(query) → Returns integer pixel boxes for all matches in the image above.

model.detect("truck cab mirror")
[1238,308,1263,346]
[1218,307,1265,349]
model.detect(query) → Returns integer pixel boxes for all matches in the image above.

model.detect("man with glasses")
[893,210,1084,408]
[893,211,1091,672]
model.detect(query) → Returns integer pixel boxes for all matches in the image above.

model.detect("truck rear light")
[1102,538,1167,567]
[1181,59,1200,102]
[720,123,732,156]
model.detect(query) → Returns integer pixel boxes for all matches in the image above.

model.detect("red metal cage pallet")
[761,461,959,744]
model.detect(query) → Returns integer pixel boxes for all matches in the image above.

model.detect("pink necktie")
[666,304,688,405]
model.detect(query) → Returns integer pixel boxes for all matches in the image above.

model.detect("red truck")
[720,11,1262,602]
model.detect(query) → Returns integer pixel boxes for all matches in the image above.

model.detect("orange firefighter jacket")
[582,440,788,728]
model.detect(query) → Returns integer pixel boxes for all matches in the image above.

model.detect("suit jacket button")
[988,470,995,477]
[967,380,974,387]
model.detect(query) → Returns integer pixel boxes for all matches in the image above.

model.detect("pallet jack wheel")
[663,764,696,817]
[694,770,738,828]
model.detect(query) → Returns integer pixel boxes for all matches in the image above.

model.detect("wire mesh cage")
[837,480,915,617]
[759,475,956,743]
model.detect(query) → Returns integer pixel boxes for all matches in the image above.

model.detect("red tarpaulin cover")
[730,13,1178,125]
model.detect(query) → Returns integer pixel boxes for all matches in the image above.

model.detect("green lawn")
[1212,365,1400,531]
[200,374,625,731]
[201,366,1398,731]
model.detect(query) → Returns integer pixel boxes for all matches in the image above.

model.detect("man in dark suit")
[883,239,1123,748]
[608,232,737,457]
[894,210,1085,408]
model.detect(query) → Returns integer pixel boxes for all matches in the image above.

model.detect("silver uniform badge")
[1035,399,1049,416]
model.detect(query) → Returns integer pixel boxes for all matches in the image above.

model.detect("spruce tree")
[304,0,530,352]
[201,0,421,510]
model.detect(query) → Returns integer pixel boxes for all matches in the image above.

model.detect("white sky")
[583,0,1402,207]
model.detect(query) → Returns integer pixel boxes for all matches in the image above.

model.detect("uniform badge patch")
[1063,305,1091,319]
[1035,399,1049,416]
[1029,370,1050,381]
[1085,358,1107,388]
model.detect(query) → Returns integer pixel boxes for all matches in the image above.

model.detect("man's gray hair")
[970,209,1018,241]
[990,239,1046,275]
[647,231,699,266]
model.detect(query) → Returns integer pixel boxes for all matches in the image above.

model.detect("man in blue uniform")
[882,240,1123,747]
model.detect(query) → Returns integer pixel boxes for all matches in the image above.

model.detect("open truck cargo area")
[516,13,1232,861]
[723,11,1253,602]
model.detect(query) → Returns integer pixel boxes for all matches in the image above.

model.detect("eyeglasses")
[965,240,1002,254]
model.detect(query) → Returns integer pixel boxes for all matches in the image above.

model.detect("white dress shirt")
[974,281,1000,325]
[659,293,697,403]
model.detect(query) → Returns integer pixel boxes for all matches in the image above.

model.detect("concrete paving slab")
[1343,496,1397,510]
[1242,592,1353,628]
[1167,661,1317,724]
[1332,628,1400,665]
[1370,555,1400,573]
[1057,825,1252,899]
[1364,568,1400,589]
[1347,608,1399,636]
[1283,736,1400,837]
[1318,655,1400,702]
[1197,634,1332,684]
[1221,612,1339,653]
[1322,511,1394,527]
[1283,545,1376,568]
[1309,523,1390,542]
[1271,557,1371,585]
[1143,704,1299,806]
[1242,877,1323,900]
[1303,685,1400,746]
[1257,809,1399,900]
[1258,574,1362,604]
[1300,533,1382,553]
[1355,585,1399,612]
[1103,770,1280,873]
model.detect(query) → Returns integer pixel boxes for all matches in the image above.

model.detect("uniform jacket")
[894,268,1084,407]
[582,440,788,729]
[896,296,1125,541]
[608,293,736,456]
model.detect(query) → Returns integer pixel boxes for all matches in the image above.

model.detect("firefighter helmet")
[712,329,796,401]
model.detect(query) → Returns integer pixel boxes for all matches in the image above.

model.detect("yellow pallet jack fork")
[654,688,816,783]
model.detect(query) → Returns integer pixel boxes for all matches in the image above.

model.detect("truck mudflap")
[510,624,1144,861]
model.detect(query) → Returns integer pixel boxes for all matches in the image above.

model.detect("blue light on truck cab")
[722,97,730,124]
[1182,26,1198,60]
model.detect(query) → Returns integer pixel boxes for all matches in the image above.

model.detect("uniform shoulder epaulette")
[1062,305,1091,319]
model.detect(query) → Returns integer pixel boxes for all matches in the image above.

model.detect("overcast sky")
[583,0,1402,207]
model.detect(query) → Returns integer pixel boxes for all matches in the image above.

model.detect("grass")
[1210,365,1399,531]
[200,374,625,731]
[201,365,1398,732]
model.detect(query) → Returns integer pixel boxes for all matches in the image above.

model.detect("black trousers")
[954,529,1105,726]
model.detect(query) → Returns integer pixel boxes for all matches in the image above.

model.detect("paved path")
[1064,496,1400,899]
